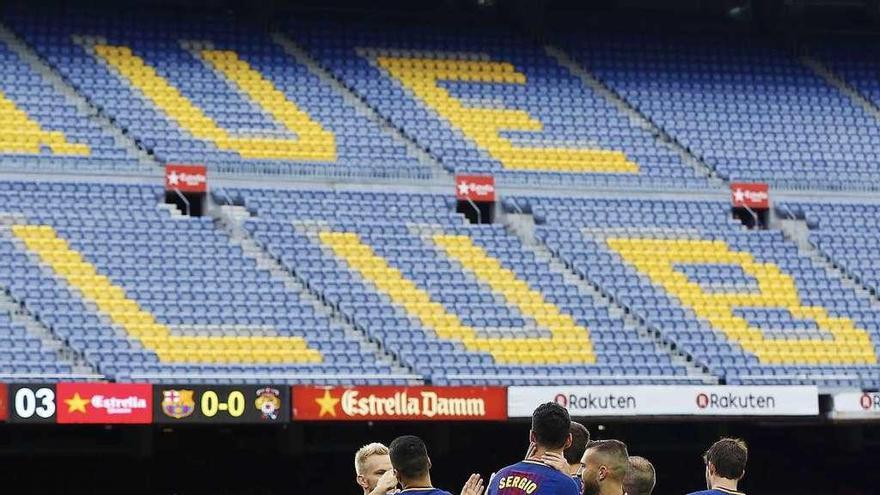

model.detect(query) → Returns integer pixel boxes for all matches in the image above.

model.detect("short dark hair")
[564,422,591,464]
[624,456,656,495]
[389,435,430,480]
[532,402,572,450]
[586,440,629,480]
[704,438,748,480]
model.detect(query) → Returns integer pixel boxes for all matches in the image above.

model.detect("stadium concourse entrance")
[0,420,877,494]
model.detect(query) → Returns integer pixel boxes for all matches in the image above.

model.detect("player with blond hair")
[355,442,398,495]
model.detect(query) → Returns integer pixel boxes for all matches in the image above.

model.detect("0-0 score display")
[154,385,287,424]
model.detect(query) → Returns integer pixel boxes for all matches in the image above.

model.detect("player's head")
[704,438,747,489]
[389,435,432,485]
[355,442,391,493]
[581,439,629,495]
[529,402,573,451]
[623,456,656,495]
[564,421,591,467]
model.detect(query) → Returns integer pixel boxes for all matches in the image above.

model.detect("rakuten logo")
[696,392,775,410]
[91,395,148,415]
[554,393,637,411]
[860,393,880,410]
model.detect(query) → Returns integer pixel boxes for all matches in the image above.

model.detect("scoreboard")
[5,383,289,425]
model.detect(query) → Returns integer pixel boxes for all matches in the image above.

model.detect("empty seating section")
[229,188,696,385]
[9,13,430,178]
[0,33,139,171]
[782,201,880,297]
[524,196,880,388]
[292,23,709,188]
[0,309,71,378]
[0,181,402,384]
[813,40,880,119]
[566,33,880,190]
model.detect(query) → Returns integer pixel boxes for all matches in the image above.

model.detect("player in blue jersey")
[538,421,591,493]
[388,435,484,495]
[563,422,590,494]
[487,402,581,495]
[687,438,748,495]
[580,439,629,495]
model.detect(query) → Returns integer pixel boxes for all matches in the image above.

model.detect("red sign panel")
[0,384,7,422]
[730,182,769,209]
[56,383,152,424]
[455,175,496,202]
[165,164,207,193]
[292,386,507,421]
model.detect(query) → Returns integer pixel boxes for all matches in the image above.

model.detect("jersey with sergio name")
[488,460,581,495]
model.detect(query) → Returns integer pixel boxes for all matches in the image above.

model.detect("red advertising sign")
[292,386,507,421]
[730,182,769,209]
[165,164,207,193]
[0,384,7,422]
[455,175,496,202]
[56,383,152,424]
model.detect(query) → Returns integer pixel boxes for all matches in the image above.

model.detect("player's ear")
[563,433,572,450]
[356,475,368,490]
[529,430,536,444]
[739,468,746,480]
[427,456,433,470]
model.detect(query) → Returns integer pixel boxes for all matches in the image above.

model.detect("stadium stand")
[6,12,430,178]
[0,181,411,384]
[520,195,880,388]
[564,33,880,190]
[0,30,141,171]
[781,201,880,299]
[290,22,711,188]
[0,309,73,378]
[226,187,702,385]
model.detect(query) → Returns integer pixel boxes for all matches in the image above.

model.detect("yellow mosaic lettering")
[320,231,595,365]
[93,44,335,161]
[608,238,877,365]
[0,89,89,155]
[13,224,322,364]
[376,56,638,173]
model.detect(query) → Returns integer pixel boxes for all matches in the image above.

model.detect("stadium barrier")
[0,383,877,424]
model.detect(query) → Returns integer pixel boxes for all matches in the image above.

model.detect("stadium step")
[500,212,719,383]
[779,218,880,309]
[271,33,450,182]
[0,226,102,379]
[212,204,421,381]
[0,23,159,171]
[800,55,880,129]
[544,45,724,189]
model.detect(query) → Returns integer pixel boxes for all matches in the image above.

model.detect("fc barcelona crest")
[162,389,195,419]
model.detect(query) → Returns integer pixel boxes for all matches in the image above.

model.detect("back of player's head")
[704,438,748,480]
[531,402,572,450]
[564,421,591,465]
[586,439,629,480]
[624,456,656,495]
[389,435,431,480]
[354,442,389,476]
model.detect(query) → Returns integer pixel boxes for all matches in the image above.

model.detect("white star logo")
[733,188,745,203]
[457,182,471,196]
[167,171,180,186]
